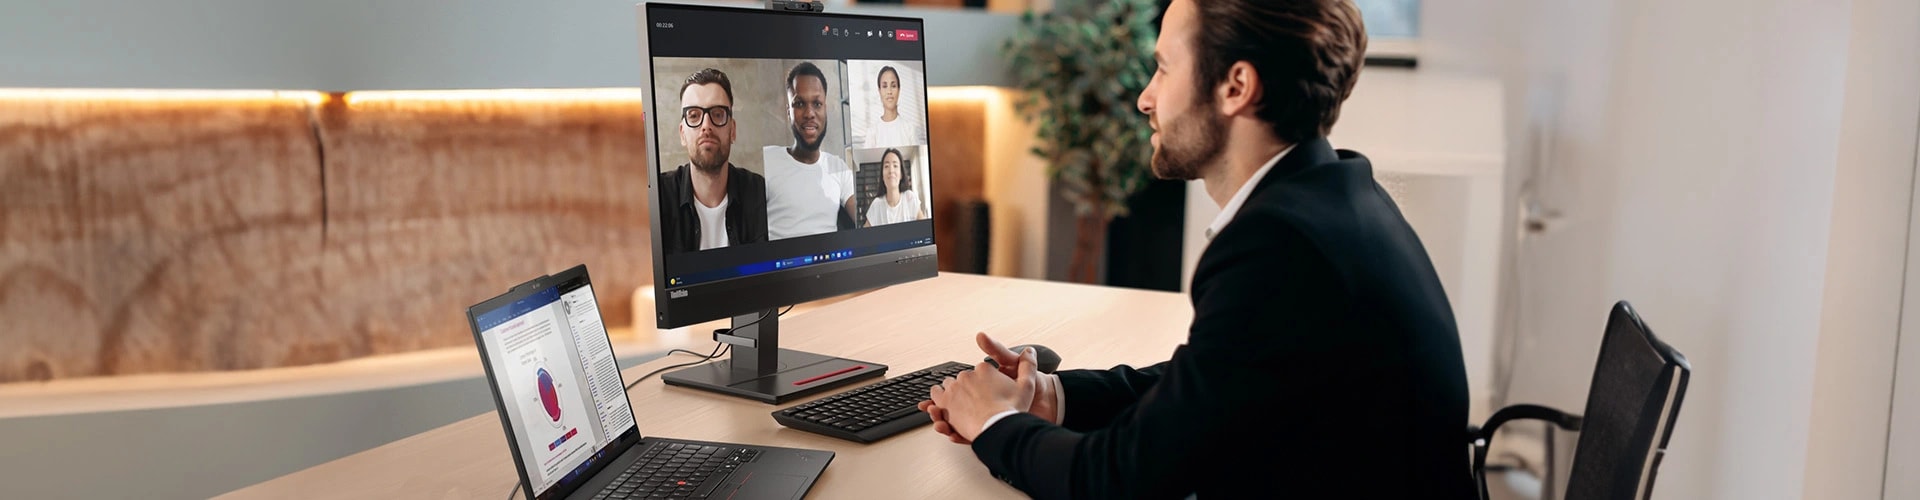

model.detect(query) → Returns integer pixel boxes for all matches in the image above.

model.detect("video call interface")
[647,4,935,289]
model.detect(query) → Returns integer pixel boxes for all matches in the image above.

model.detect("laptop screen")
[473,271,637,498]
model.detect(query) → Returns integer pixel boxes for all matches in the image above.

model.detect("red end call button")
[897,29,919,41]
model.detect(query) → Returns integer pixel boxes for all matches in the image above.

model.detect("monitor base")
[662,349,886,404]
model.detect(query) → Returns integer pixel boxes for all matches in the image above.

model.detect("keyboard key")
[770,361,971,442]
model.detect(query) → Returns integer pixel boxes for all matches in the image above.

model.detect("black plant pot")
[1104,178,1186,291]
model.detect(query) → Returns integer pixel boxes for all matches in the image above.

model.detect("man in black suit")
[659,68,768,254]
[919,0,1474,498]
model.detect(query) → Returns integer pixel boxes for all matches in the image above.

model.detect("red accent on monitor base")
[794,365,867,386]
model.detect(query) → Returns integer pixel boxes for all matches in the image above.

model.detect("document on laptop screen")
[560,284,636,436]
[477,283,636,495]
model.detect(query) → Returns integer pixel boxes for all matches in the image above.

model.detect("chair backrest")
[1564,301,1692,500]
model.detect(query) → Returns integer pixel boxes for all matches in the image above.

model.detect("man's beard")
[791,122,825,151]
[690,142,730,173]
[1149,103,1227,181]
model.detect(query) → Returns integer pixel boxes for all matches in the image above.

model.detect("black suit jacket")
[658,163,768,254]
[970,137,1474,499]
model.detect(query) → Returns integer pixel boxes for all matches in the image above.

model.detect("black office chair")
[1468,301,1691,500]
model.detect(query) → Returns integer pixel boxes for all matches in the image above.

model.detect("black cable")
[618,304,793,391]
[626,342,731,390]
[659,347,729,361]
[728,305,794,333]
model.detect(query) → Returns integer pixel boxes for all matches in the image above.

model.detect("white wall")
[1889,132,1920,500]
[1603,5,1847,499]
[1803,0,1920,497]
[1447,0,1920,498]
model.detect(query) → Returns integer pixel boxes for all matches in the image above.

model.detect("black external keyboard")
[592,442,759,500]
[772,361,973,443]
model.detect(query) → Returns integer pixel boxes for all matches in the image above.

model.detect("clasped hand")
[917,333,1062,444]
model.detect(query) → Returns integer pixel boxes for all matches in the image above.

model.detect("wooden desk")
[219,273,1193,499]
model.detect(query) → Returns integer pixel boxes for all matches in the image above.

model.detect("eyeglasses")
[682,105,732,128]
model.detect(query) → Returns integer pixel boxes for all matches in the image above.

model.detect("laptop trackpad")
[728,473,806,500]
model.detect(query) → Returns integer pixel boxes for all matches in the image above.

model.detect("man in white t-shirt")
[765,62,857,240]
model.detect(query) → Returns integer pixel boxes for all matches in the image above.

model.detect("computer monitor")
[637,2,939,403]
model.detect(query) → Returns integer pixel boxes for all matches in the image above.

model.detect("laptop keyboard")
[593,442,760,500]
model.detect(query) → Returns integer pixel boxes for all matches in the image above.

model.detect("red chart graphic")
[537,368,562,422]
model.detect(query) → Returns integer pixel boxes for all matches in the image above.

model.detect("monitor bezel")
[637,1,940,329]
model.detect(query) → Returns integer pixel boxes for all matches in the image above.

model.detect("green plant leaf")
[1001,0,1159,220]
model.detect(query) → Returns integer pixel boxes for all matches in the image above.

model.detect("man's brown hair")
[1189,0,1367,144]
[680,67,734,105]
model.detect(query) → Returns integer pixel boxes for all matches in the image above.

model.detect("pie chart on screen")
[537,368,562,423]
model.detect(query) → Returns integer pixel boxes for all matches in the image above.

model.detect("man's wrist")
[963,406,1019,440]
[979,409,1022,435]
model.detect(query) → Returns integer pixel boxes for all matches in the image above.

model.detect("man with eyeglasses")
[658,68,768,254]
[765,61,858,240]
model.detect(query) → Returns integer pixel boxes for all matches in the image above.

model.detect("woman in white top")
[865,148,927,227]
[865,66,922,148]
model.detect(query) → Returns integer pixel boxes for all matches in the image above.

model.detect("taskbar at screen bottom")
[665,236,934,289]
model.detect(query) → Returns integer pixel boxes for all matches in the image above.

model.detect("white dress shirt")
[977,373,1066,435]
[1205,146,1294,241]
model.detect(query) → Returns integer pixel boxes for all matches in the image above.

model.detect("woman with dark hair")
[863,65,923,148]
[864,148,926,226]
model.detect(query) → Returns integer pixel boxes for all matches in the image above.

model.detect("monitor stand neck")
[660,308,888,404]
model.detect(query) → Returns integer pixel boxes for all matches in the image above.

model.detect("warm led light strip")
[342,88,649,105]
[0,88,325,105]
[927,86,1009,103]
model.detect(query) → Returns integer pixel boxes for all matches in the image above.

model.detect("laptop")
[468,264,834,500]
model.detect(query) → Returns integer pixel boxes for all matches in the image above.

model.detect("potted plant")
[1004,0,1159,284]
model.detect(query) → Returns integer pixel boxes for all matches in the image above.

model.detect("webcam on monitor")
[767,0,825,13]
